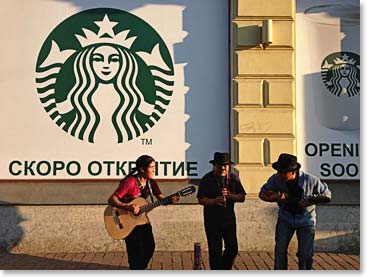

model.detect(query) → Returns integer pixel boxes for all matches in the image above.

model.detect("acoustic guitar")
[104,185,196,239]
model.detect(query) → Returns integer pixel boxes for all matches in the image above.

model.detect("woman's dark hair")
[123,155,155,180]
[135,155,155,172]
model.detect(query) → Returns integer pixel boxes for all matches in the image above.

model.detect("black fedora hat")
[272,153,301,173]
[209,152,233,165]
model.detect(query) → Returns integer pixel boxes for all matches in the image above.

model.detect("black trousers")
[204,220,238,270]
[125,223,155,270]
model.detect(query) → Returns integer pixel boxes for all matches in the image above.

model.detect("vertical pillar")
[231,0,296,196]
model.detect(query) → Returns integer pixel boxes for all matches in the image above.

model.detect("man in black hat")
[259,153,331,270]
[197,152,246,270]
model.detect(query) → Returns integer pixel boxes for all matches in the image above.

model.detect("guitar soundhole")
[132,212,141,219]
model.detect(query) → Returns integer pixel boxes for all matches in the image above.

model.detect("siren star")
[341,53,349,61]
[95,14,118,38]
[75,14,137,49]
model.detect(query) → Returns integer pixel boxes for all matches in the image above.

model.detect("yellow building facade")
[232,0,296,196]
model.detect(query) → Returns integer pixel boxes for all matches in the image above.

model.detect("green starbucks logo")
[36,8,174,143]
[321,52,360,97]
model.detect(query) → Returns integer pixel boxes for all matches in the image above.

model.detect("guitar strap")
[146,180,154,203]
[136,176,154,203]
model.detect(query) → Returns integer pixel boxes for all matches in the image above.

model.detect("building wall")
[0,201,359,254]
[0,180,360,254]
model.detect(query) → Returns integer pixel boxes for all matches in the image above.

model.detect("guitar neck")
[140,193,178,213]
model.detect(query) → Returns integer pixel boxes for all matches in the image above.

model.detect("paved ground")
[0,251,360,270]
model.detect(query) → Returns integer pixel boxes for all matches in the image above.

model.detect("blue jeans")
[274,218,315,270]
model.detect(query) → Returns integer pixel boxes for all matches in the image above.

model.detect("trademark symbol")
[141,138,153,145]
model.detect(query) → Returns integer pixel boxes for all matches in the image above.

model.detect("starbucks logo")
[36,8,174,143]
[321,52,360,97]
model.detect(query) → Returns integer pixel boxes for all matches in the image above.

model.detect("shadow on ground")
[0,252,128,270]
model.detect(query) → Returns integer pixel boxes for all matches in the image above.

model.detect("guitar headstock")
[177,185,196,197]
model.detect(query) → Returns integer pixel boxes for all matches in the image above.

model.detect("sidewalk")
[0,251,360,270]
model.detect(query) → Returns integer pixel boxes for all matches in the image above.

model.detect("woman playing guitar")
[107,155,179,270]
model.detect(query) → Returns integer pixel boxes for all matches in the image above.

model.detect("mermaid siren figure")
[36,14,174,143]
